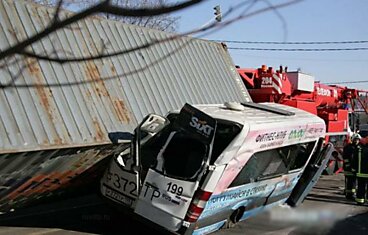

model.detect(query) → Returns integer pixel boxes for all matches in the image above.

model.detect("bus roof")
[189,102,326,166]
[190,102,324,127]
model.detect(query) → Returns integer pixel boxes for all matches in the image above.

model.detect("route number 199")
[167,182,183,196]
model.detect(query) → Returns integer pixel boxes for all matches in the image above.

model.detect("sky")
[171,0,368,89]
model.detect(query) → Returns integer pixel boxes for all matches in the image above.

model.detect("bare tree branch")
[50,0,64,25]
[3,39,193,88]
[0,56,39,88]
[100,0,203,17]
[17,0,301,64]
[197,0,302,39]
[0,0,204,60]
[0,0,304,89]
[0,56,19,70]
[261,0,288,41]
[239,0,258,15]
[77,0,185,31]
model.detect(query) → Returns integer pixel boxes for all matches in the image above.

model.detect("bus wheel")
[226,207,245,228]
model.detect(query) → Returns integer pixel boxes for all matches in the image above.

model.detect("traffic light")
[213,5,222,22]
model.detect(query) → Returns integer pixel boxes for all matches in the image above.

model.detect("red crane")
[238,65,368,174]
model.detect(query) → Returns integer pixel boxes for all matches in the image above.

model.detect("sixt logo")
[190,117,214,137]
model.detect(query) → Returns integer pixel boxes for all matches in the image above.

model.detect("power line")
[325,81,368,85]
[229,52,368,62]
[214,40,368,44]
[228,47,368,51]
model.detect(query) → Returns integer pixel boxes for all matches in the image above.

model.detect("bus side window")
[286,142,316,171]
[229,141,316,188]
[210,121,242,165]
[229,149,286,187]
[259,149,288,179]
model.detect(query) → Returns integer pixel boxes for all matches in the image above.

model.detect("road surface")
[0,174,367,235]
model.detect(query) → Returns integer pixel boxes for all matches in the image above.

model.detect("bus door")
[286,140,333,207]
[134,104,217,231]
[100,114,169,208]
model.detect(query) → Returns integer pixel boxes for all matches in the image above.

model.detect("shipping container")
[0,0,251,211]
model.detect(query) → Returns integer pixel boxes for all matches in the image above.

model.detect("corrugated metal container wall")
[0,0,251,153]
[0,0,251,211]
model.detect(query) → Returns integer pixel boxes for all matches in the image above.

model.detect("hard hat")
[351,133,361,140]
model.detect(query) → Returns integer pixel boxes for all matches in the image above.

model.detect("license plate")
[102,184,133,206]
[100,159,139,202]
